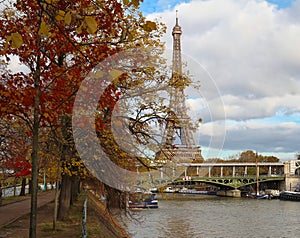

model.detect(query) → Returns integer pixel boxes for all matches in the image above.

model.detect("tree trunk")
[29,88,40,238]
[57,174,72,220]
[29,29,42,238]
[28,179,32,194]
[70,176,79,206]
[104,184,126,211]
[0,184,2,206]
[13,177,16,196]
[19,177,26,196]
[43,172,47,191]
[52,180,60,231]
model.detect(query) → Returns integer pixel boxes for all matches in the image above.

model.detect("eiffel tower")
[156,13,204,163]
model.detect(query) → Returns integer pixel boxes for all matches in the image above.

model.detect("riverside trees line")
[0,1,168,237]
[199,150,281,176]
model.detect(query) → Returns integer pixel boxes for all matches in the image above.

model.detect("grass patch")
[41,222,54,232]
[2,194,29,202]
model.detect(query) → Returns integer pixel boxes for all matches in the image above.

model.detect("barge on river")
[279,191,300,201]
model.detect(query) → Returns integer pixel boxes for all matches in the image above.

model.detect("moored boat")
[257,194,272,199]
[243,189,280,199]
[279,191,300,201]
[164,186,177,193]
[179,187,207,194]
[129,193,159,209]
[242,193,275,199]
[149,187,158,193]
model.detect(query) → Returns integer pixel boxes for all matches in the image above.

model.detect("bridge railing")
[176,174,285,180]
[185,174,284,178]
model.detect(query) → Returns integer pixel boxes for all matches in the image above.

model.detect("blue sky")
[266,0,296,8]
[138,0,300,161]
[140,0,296,14]
[140,0,190,14]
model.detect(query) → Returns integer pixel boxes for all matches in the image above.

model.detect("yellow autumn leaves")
[55,10,98,34]
[6,32,23,48]
[4,0,157,50]
[55,10,71,23]
[123,0,140,8]
[83,16,98,34]
[5,10,99,49]
[38,21,50,36]
[64,11,72,25]
[143,21,157,32]
[91,69,124,83]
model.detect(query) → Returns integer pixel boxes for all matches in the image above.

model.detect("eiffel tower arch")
[156,13,204,164]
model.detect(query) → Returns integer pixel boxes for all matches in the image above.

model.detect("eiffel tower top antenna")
[172,10,182,76]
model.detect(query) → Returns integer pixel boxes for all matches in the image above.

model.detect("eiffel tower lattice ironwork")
[157,13,203,163]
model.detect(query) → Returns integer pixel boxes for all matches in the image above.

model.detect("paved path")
[0,191,55,228]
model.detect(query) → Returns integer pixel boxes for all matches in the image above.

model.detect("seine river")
[120,194,300,238]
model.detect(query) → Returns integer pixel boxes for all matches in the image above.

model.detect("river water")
[120,194,300,238]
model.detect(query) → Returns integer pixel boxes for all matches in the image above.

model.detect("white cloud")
[7,55,29,73]
[147,0,300,158]
[223,94,300,119]
[149,0,300,100]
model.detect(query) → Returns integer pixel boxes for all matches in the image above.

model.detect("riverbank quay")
[0,191,129,238]
[87,191,130,238]
[216,189,241,197]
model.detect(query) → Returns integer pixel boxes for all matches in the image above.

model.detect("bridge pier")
[220,166,223,177]
[216,189,241,198]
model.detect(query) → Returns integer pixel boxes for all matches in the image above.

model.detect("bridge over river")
[146,160,300,195]
[174,162,284,189]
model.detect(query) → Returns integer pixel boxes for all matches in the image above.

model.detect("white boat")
[179,187,208,194]
[149,187,158,193]
[164,186,176,193]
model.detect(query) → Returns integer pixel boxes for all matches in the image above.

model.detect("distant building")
[284,158,300,175]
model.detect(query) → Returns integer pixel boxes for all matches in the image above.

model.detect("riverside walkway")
[0,191,55,228]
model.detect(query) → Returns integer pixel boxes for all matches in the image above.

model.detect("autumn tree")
[204,151,280,176]
[0,0,165,236]
[0,117,31,196]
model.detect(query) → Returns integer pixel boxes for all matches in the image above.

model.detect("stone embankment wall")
[283,175,300,191]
